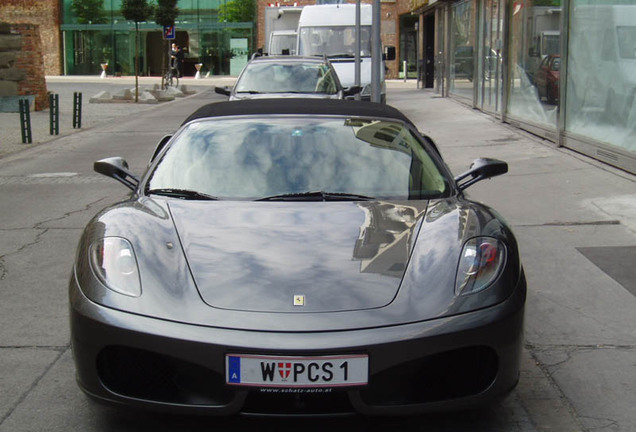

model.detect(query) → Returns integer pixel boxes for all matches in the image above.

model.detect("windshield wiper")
[236,90,262,94]
[257,191,375,202]
[328,53,356,59]
[146,188,218,200]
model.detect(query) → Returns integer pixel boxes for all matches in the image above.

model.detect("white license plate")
[225,354,368,388]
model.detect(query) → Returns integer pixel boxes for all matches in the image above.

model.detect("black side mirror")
[94,157,140,191]
[384,46,396,61]
[214,86,232,96]
[343,86,362,97]
[454,158,508,191]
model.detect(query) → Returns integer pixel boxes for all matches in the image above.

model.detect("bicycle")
[163,65,179,89]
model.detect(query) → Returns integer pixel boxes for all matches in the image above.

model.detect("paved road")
[0,78,634,431]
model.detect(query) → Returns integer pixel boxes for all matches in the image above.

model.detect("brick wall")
[0,22,48,111]
[0,0,61,76]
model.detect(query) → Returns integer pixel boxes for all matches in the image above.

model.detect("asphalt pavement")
[0,76,634,431]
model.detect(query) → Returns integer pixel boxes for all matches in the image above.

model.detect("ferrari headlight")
[89,237,142,297]
[455,237,505,295]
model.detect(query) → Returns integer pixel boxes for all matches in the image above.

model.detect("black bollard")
[49,93,59,135]
[73,92,82,129]
[19,99,32,144]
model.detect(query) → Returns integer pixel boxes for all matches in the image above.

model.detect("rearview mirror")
[94,157,140,191]
[454,158,508,191]
[214,86,232,96]
[343,86,362,97]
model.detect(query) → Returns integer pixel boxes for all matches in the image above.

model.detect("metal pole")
[19,99,32,144]
[355,0,361,100]
[73,92,82,129]
[49,93,59,135]
[371,0,381,103]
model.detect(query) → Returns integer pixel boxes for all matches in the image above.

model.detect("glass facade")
[60,0,254,77]
[449,0,475,101]
[426,0,635,174]
[565,1,636,159]
[507,0,561,132]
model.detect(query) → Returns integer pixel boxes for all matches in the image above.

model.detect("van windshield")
[298,26,372,57]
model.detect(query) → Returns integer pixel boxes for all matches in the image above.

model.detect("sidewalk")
[0,75,234,159]
[390,83,636,431]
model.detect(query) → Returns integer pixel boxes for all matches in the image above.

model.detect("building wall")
[0,22,48,111]
[0,0,61,75]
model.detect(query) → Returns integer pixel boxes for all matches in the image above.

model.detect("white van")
[296,4,394,103]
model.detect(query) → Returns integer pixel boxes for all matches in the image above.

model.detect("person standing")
[173,44,184,78]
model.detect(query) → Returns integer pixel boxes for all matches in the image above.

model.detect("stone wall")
[0,22,48,111]
[0,0,61,76]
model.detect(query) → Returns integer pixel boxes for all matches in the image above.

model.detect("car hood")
[168,200,428,313]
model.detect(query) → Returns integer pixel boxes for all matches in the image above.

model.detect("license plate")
[225,354,368,388]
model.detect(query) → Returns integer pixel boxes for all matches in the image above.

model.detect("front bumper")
[69,274,526,416]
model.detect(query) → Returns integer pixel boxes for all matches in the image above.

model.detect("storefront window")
[506,0,561,129]
[60,0,252,77]
[478,0,503,114]
[450,0,475,100]
[566,2,636,154]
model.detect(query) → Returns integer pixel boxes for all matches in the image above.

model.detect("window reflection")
[566,4,636,152]
[148,118,449,200]
[507,1,561,127]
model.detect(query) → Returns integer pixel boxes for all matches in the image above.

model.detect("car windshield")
[298,26,372,57]
[146,117,450,200]
[235,63,339,95]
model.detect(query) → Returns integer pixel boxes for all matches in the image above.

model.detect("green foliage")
[533,0,561,6]
[121,0,155,23]
[155,0,179,27]
[71,0,107,24]
[218,0,255,23]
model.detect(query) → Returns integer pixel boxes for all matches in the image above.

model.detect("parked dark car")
[535,54,560,104]
[70,99,526,416]
[215,55,360,100]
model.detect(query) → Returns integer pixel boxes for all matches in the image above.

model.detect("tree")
[121,0,155,102]
[155,0,179,89]
[218,0,255,23]
[71,0,107,24]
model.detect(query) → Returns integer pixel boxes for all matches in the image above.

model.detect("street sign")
[163,26,175,40]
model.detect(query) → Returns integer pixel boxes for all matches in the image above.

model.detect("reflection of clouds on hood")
[169,201,407,313]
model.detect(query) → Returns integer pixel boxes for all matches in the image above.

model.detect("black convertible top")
[182,98,415,126]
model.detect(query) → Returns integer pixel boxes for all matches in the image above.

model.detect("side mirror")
[94,157,140,191]
[454,158,508,191]
[384,46,396,61]
[343,85,362,97]
[214,86,232,96]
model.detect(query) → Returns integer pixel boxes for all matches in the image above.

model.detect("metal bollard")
[403,60,407,82]
[19,99,32,144]
[73,92,82,129]
[49,93,59,135]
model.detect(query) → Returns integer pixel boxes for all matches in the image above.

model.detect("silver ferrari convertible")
[69,98,526,416]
